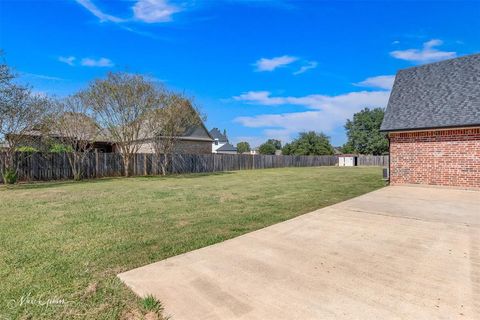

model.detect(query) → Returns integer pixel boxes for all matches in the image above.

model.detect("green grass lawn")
[0,167,385,319]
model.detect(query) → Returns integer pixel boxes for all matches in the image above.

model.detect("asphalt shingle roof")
[216,142,237,152]
[380,53,480,132]
[209,128,228,142]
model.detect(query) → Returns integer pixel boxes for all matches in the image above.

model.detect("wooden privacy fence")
[0,152,388,183]
[357,155,389,167]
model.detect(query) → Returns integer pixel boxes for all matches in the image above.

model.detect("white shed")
[338,154,358,167]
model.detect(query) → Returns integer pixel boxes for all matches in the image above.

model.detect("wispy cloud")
[81,57,114,67]
[234,90,390,141]
[293,60,318,75]
[76,0,181,24]
[133,0,181,23]
[75,0,124,23]
[22,72,65,81]
[254,55,298,72]
[58,56,76,66]
[354,75,395,90]
[58,56,114,67]
[390,39,456,63]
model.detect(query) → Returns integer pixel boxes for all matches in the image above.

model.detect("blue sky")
[1,0,479,147]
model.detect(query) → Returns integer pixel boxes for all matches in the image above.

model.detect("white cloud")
[234,90,390,141]
[59,56,76,66]
[293,61,318,75]
[133,0,181,23]
[76,0,180,24]
[354,75,395,90]
[390,39,456,63]
[254,55,298,72]
[234,90,389,110]
[76,0,124,23]
[81,57,114,67]
[234,91,286,105]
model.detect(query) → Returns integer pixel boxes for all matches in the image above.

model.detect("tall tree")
[50,95,100,180]
[83,72,158,176]
[236,141,250,153]
[146,91,204,175]
[343,107,388,155]
[258,141,276,155]
[266,139,282,150]
[0,56,51,183]
[258,139,282,155]
[282,131,334,155]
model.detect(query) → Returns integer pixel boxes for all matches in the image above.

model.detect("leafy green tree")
[236,141,250,153]
[343,107,388,155]
[258,139,282,155]
[281,131,334,155]
[266,139,281,150]
[340,141,354,154]
[258,142,277,155]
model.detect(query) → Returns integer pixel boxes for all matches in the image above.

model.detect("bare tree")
[147,92,204,175]
[50,95,100,180]
[83,72,158,176]
[0,57,50,182]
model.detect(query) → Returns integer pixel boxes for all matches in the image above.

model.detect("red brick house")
[380,54,480,189]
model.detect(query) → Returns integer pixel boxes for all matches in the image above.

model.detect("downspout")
[387,133,391,185]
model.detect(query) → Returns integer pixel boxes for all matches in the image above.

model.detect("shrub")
[2,168,18,184]
[49,143,74,153]
[141,295,163,313]
[16,146,38,153]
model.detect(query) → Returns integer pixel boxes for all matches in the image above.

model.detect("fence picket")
[0,152,388,183]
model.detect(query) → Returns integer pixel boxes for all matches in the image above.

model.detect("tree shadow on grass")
[0,171,235,191]
[142,171,235,180]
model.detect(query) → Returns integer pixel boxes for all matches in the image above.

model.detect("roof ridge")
[396,52,480,73]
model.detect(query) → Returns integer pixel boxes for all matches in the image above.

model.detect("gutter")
[379,123,480,133]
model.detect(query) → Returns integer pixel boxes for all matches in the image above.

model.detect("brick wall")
[175,140,212,154]
[136,139,212,154]
[389,127,480,188]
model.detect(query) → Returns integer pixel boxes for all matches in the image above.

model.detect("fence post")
[144,154,147,176]
[95,149,99,178]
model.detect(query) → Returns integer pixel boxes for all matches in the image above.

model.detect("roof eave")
[380,123,480,133]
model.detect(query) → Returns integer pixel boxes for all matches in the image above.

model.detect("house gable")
[381,53,480,132]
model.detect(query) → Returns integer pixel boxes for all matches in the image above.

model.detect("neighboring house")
[7,122,213,155]
[209,128,237,154]
[0,141,8,151]
[380,53,480,189]
[215,142,237,154]
[5,130,116,153]
[333,147,343,155]
[137,124,213,154]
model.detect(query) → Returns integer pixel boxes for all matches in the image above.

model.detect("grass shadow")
[0,171,236,191]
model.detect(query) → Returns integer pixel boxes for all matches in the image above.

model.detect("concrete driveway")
[118,186,480,319]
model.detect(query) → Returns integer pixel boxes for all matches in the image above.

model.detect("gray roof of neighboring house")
[380,53,480,132]
[216,142,237,152]
[209,128,228,142]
